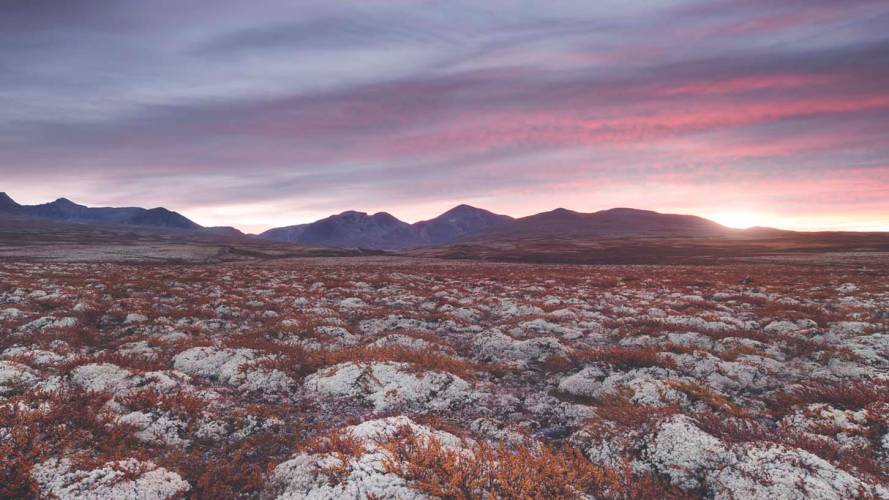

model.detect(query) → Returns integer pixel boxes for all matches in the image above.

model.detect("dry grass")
[381,425,622,499]
[667,379,749,417]
[545,345,679,374]
[0,389,147,497]
[2,257,887,497]
[766,380,889,417]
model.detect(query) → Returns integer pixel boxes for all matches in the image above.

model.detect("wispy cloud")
[1,0,888,231]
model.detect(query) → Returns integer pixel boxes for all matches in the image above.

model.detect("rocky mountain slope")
[414,204,515,245]
[258,206,738,250]
[292,210,418,249]
[466,207,730,241]
[0,193,201,230]
[259,205,514,249]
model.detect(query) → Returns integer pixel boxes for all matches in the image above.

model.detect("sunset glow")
[2,1,888,232]
[3,5,889,497]
[707,211,773,230]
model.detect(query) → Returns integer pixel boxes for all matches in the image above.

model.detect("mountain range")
[259,204,515,249]
[462,207,729,241]
[0,191,807,251]
[0,192,243,236]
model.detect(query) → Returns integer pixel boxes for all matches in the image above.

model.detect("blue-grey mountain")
[0,193,200,230]
[259,205,515,249]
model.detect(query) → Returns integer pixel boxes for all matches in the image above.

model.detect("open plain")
[1,254,887,498]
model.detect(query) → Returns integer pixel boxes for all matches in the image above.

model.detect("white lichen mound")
[124,313,149,324]
[473,330,568,365]
[3,345,65,366]
[70,363,141,394]
[172,346,293,394]
[0,360,39,395]
[641,416,729,491]
[32,458,189,500]
[369,334,443,352]
[18,315,78,332]
[172,347,256,384]
[709,443,886,499]
[558,366,686,406]
[781,403,869,435]
[304,361,473,411]
[665,351,774,391]
[117,411,190,447]
[266,416,461,500]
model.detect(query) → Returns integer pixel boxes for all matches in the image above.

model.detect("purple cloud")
[1,0,888,231]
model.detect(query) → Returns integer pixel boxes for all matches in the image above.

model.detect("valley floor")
[1,256,887,498]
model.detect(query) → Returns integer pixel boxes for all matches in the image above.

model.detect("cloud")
[1,0,888,230]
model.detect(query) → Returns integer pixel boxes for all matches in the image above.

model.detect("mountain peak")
[599,207,657,215]
[338,210,368,217]
[0,192,21,211]
[413,204,513,245]
[127,207,201,229]
[465,206,729,241]
[438,204,492,217]
[537,207,582,219]
[260,204,515,249]
[52,197,81,207]
[370,211,400,221]
[447,203,479,212]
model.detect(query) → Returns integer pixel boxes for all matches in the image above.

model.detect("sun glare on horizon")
[708,211,774,229]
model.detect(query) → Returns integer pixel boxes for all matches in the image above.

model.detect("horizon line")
[4,191,889,235]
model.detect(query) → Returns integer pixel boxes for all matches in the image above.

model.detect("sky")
[2,0,889,233]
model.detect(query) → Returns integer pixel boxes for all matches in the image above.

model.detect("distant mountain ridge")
[0,192,201,230]
[414,204,515,245]
[3,191,799,251]
[259,205,515,249]
[258,205,734,249]
[0,192,21,212]
[464,207,730,241]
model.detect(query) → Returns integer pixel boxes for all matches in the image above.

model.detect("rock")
[118,411,190,447]
[709,443,887,499]
[828,321,873,336]
[666,351,774,392]
[763,319,817,335]
[473,330,568,365]
[2,346,65,366]
[32,458,190,499]
[0,360,39,395]
[124,313,149,324]
[70,363,141,394]
[304,361,473,412]
[239,368,295,395]
[0,307,23,318]
[519,318,582,338]
[266,416,462,500]
[315,326,360,345]
[172,347,256,384]
[118,341,158,359]
[781,403,869,436]
[358,315,436,335]
[369,334,445,352]
[641,416,729,491]
[172,346,294,395]
[558,366,686,406]
[338,297,367,309]
[667,331,714,351]
[844,333,889,368]
[17,316,77,332]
